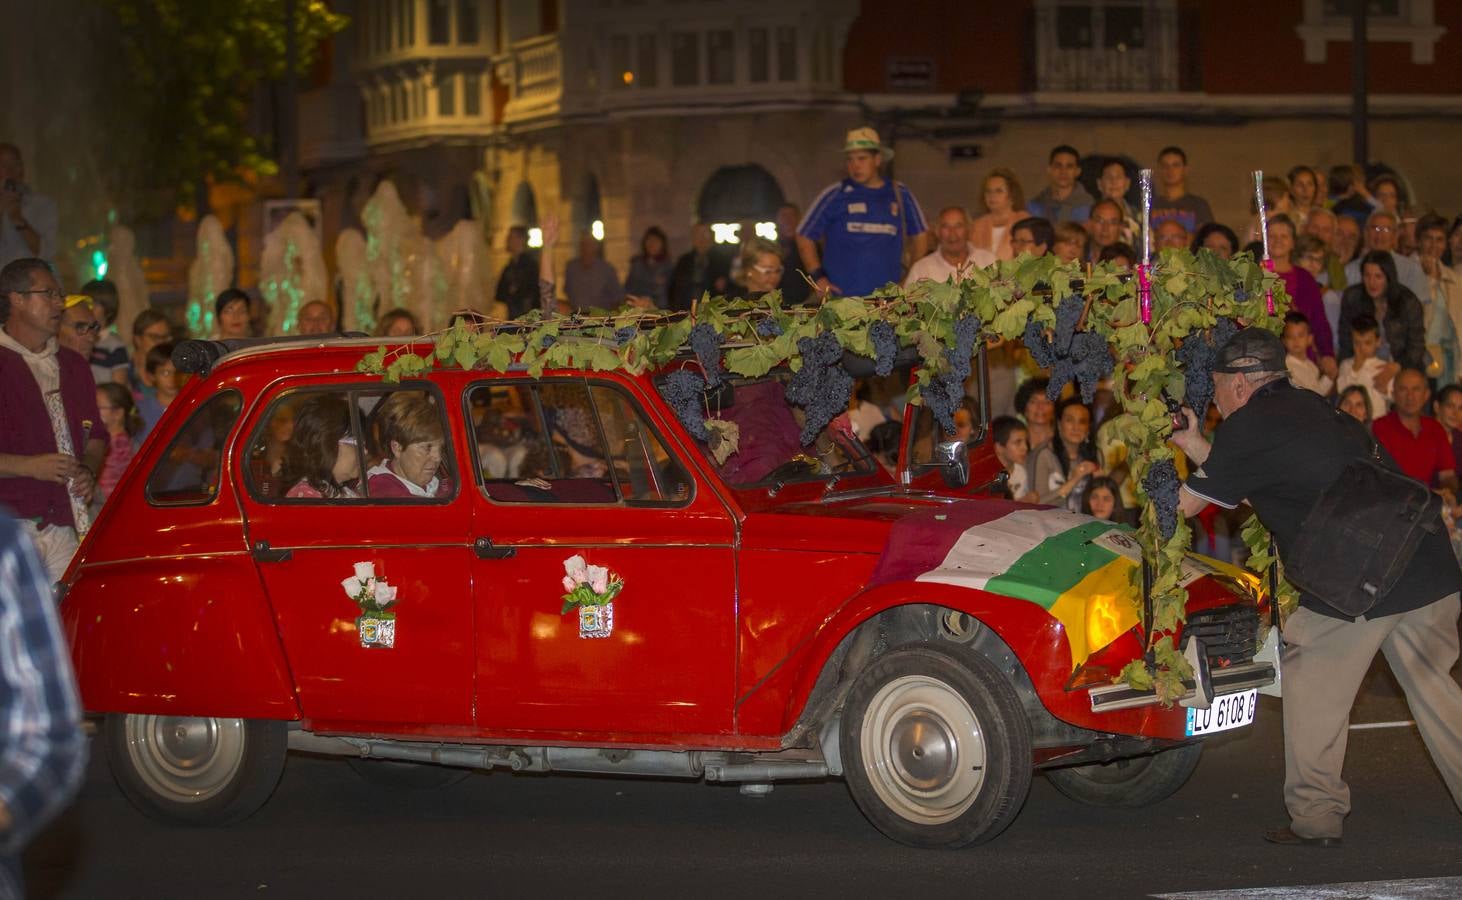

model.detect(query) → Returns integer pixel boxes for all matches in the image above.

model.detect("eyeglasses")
[752,264,784,276]
[1369,225,1394,234]
[15,288,63,301]
[69,320,101,336]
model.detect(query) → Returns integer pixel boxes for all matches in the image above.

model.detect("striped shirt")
[0,512,86,893]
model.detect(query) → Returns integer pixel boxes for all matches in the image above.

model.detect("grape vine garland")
[358,251,1293,700]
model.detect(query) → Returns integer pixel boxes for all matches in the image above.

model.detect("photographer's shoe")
[1263,827,1342,848]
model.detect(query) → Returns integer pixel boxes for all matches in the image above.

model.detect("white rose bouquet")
[342,562,400,617]
[559,554,623,614]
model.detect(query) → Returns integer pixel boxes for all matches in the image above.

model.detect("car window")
[470,380,687,506]
[243,385,455,504]
[145,390,242,506]
[590,385,692,504]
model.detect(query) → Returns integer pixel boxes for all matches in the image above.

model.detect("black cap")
[1213,326,1287,374]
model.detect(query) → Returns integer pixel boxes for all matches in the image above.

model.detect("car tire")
[840,644,1032,848]
[346,758,472,790]
[104,714,287,825]
[1045,742,1203,808]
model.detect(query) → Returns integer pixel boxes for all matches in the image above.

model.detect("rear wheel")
[840,645,1031,848]
[105,714,287,825]
[1045,743,1203,807]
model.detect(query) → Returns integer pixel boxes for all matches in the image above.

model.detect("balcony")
[501,34,563,127]
[1033,1,1180,93]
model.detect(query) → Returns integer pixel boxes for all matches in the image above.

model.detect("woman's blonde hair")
[981,168,1025,214]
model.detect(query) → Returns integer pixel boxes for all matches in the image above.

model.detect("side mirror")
[934,439,970,488]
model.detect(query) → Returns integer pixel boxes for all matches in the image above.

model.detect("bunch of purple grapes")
[1141,459,1182,541]
[1175,316,1239,417]
[690,323,725,386]
[869,320,898,376]
[1022,296,1112,403]
[661,369,711,441]
[922,315,982,434]
[785,332,854,446]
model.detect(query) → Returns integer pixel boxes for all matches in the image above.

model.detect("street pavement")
[25,644,1461,900]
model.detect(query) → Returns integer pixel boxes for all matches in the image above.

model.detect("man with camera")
[1170,327,1461,848]
[0,144,57,269]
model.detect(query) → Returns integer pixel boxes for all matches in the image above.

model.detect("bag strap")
[1267,536,1281,631]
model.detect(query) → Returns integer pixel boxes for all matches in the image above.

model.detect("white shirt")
[1286,354,1333,396]
[0,329,59,394]
[365,462,440,498]
[1336,355,1390,418]
[0,186,59,268]
[1344,252,1428,305]
[904,243,998,288]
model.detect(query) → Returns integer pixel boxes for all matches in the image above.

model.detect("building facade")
[298,0,1462,294]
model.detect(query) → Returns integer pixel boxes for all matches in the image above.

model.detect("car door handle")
[252,541,293,563]
[473,537,516,560]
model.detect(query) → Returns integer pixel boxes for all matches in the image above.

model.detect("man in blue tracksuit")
[795,127,929,300]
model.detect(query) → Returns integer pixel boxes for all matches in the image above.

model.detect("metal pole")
[283,0,300,198]
[1351,0,1368,166]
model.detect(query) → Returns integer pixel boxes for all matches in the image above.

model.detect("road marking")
[1349,720,1416,730]
[1153,876,1462,898]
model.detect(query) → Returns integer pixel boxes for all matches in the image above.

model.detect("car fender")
[63,552,302,721]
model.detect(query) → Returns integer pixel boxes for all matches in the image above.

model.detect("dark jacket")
[0,345,105,528]
[1337,255,1428,371]
[667,249,730,313]
[494,252,539,319]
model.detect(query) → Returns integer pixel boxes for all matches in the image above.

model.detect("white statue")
[260,211,328,336]
[335,228,375,334]
[106,225,149,346]
[436,220,491,318]
[361,180,447,331]
[186,215,235,338]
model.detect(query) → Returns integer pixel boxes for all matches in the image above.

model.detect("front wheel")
[105,714,287,825]
[1045,742,1203,807]
[840,645,1032,848]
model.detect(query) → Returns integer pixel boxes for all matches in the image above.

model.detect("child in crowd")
[137,342,182,439]
[1337,384,1374,425]
[1081,475,1129,524]
[94,382,140,511]
[1335,313,1394,418]
[1282,311,1333,396]
[990,415,1037,502]
[1053,221,1087,264]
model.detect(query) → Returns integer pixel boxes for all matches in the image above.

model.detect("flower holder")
[357,614,397,648]
[577,602,614,639]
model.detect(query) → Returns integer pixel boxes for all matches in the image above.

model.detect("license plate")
[1185,689,1258,736]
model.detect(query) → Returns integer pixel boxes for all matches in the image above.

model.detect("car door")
[237,377,476,729]
[464,375,739,739]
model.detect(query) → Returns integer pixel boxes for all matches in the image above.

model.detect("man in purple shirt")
[0,258,105,583]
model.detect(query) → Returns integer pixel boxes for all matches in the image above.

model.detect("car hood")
[748,496,1254,672]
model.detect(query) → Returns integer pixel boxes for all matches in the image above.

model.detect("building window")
[404,0,415,45]
[463,72,481,115]
[707,30,734,85]
[671,32,699,86]
[438,73,455,115]
[428,0,451,45]
[748,28,769,83]
[611,35,632,88]
[1297,0,1442,63]
[636,33,658,88]
[776,26,797,82]
[1035,1,1177,91]
[457,0,479,43]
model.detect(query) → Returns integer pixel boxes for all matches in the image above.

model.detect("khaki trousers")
[1280,593,1462,838]
[18,521,78,587]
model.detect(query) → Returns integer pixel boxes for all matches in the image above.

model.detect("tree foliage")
[95,0,348,216]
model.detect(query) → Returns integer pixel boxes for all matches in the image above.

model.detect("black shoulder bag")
[1284,414,1445,617]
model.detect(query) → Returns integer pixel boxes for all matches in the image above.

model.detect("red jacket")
[0,345,104,527]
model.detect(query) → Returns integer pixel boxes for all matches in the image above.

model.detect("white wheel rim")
[859,674,988,825]
[123,715,246,804]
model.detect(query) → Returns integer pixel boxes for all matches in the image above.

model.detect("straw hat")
[842,127,893,161]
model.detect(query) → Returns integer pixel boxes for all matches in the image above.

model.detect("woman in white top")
[968,168,1029,261]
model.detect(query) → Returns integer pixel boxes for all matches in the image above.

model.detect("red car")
[61,336,1274,848]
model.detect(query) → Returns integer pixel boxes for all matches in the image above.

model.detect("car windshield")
[657,371,877,488]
